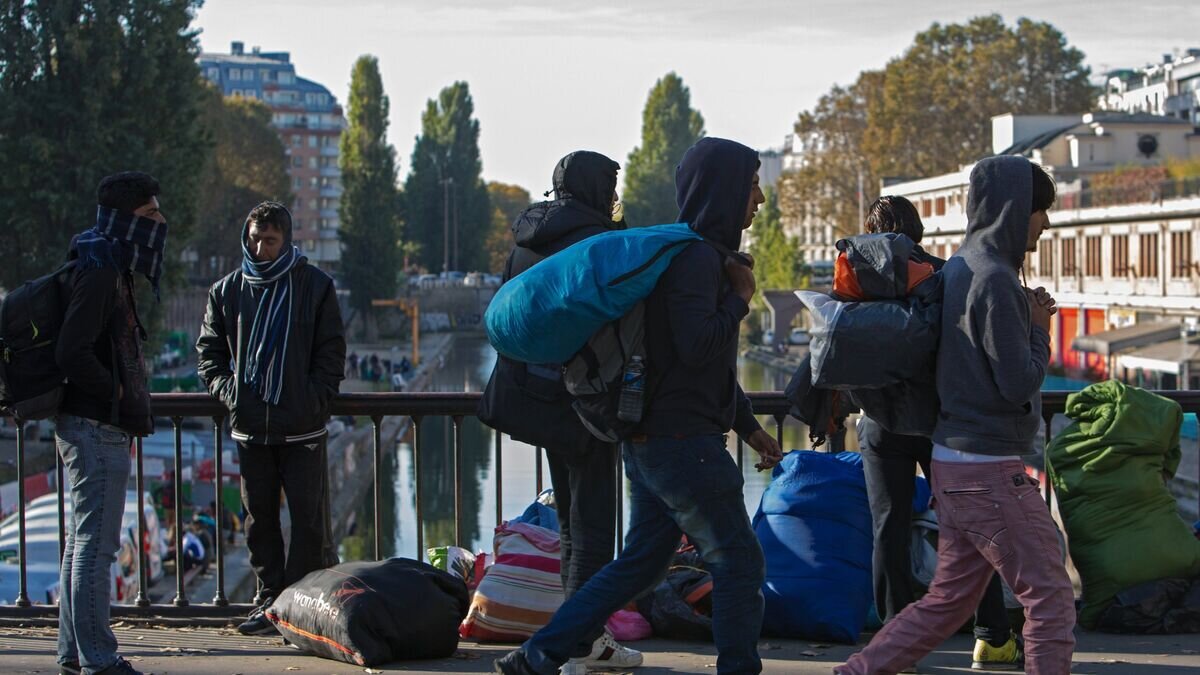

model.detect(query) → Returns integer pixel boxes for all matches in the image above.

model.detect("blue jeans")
[521,435,766,675]
[55,414,131,674]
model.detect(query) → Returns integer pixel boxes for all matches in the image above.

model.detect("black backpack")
[0,262,76,420]
[562,302,649,443]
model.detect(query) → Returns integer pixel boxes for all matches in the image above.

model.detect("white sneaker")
[586,631,644,669]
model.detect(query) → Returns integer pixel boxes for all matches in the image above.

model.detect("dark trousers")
[858,417,1011,645]
[521,435,765,675]
[545,443,618,599]
[238,437,337,603]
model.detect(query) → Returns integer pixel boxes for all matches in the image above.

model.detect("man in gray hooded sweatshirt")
[838,156,1075,675]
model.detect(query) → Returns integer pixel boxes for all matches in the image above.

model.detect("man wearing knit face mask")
[54,171,165,675]
[196,201,346,636]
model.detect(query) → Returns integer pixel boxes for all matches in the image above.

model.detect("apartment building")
[198,42,346,271]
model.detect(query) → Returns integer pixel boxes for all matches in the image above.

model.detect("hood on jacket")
[961,155,1033,269]
[675,137,759,251]
[514,151,621,250]
[551,150,620,215]
[241,202,297,255]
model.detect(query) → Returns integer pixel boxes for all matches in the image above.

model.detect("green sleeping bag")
[1045,380,1200,628]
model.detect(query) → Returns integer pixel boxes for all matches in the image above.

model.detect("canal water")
[360,336,820,559]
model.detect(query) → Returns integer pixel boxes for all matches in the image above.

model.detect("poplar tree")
[622,73,705,228]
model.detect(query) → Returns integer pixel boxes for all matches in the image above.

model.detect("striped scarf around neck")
[240,231,302,406]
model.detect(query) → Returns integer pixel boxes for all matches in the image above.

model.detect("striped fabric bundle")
[459,521,563,641]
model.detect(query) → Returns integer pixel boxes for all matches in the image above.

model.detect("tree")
[0,0,209,290]
[339,55,401,318]
[404,82,491,272]
[863,15,1094,179]
[780,15,1094,254]
[623,73,705,227]
[189,86,292,280]
[748,187,803,296]
[484,182,531,273]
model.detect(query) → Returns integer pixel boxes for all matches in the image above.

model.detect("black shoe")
[59,662,81,675]
[236,604,279,636]
[494,649,539,675]
[94,657,143,675]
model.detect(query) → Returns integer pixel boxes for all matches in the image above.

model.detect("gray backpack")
[562,302,648,443]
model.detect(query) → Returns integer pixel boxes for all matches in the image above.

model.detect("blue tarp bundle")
[484,223,701,364]
[753,450,874,643]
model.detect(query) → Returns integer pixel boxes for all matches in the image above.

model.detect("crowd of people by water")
[34,130,1075,675]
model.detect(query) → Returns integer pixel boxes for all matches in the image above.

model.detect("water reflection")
[370,337,827,558]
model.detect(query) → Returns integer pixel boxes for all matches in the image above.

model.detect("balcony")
[1,390,1196,622]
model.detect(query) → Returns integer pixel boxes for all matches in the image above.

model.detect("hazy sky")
[194,0,1199,194]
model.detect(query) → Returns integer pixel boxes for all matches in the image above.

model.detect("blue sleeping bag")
[753,450,873,643]
[484,223,701,363]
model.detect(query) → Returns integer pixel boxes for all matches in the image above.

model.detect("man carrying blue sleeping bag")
[493,137,783,675]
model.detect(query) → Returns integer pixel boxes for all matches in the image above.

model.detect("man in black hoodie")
[485,150,642,670]
[496,138,782,675]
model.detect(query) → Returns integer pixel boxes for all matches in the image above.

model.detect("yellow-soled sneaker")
[971,633,1024,671]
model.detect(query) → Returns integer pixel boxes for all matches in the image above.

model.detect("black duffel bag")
[478,355,595,452]
[266,558,469,666]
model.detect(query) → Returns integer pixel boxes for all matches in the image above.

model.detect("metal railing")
[1,390,1197,621]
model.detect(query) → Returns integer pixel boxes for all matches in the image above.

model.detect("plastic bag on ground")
[1095,577,1200,634]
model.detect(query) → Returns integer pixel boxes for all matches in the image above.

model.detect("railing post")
[412,416,424,561]
[494,429,503,529]
[134,436,150,608]
[535,447,544,495]
[14,423,30,607]
[372,414,383,561]
[211,416,228,606]
[615,445,624,555]
[172,416,188,607]
[736,436,745,473]
[452,415,464,550]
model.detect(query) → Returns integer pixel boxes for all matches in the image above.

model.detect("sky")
[193,0,1200,195]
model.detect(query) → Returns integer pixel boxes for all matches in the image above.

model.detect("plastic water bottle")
[616,356,646,423]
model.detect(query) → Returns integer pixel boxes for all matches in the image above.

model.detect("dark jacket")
[481,151,621,450]
[933,156,1049,456]
[57,264,153,436]
[638,138,762,439]
[196,259,345,446]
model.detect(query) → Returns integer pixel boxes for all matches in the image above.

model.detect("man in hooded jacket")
[196,201,345,636]
[838,156,1075,675]
[482,150,643,670]
[496,138,783,675]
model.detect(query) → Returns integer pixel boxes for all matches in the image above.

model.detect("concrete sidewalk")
[2,625,1198,674]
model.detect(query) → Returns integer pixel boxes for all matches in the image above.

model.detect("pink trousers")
[838,459,1076,675]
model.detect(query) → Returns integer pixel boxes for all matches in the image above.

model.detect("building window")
[259,69,270,81]
[1112,235,1129,276]
[309,177,319,188]
[308,135,319,148]
[291,156,303,168]
[1171,231,1193,278]
[308,156,318,169]
[293,218,301,231]
[305,240,317,252]
[242,69,254,81]
[1061,238,1077,276]
[1038,239,1054,277]
[935,196,946,216]
[292,177,302,189]
[206,67,220,81]
[1084,236,1102,277]
[291,135,302,147]
[228,68,241,81]
[1138,233,1159,278]
[921,199,932,218]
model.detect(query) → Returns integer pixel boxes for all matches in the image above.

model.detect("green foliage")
[339,55,401,314]
[403,82,491,273]
[623,73,705,227]
[781,15,1095,251]
[484,182,531,274]
[0,0,209,290]
[748,187,803,298]
[191,86,292,279]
